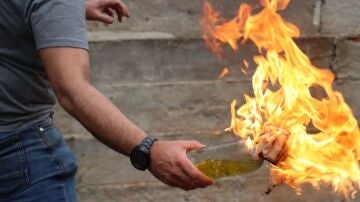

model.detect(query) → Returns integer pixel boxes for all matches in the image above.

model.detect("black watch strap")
[141,136,158,150]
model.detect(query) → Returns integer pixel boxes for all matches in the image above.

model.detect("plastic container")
[187,140,263,179]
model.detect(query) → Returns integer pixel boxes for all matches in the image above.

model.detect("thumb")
[180,140,204,151]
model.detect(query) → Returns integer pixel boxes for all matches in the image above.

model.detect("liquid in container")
[188,140,263,179]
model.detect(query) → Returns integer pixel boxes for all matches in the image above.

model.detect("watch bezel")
[130,145,150,171]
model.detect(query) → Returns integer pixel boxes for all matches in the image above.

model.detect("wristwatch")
[130,136,158,171]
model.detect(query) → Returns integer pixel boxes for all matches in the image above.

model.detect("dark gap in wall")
[329,38,338,81]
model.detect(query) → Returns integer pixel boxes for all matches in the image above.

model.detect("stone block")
[334,39,360,80]
[321,0,360,36]
[280,0,321,37]
[88,38,333,85]
[334,80,360,121]
[88,39,226,85]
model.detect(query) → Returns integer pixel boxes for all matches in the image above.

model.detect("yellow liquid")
[195,159,260,179]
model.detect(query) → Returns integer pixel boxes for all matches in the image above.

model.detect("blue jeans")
[0,117,78,202]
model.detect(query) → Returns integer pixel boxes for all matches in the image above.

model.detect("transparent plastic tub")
[187,140,263,179]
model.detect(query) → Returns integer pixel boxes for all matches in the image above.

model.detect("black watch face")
[131,149,149,170]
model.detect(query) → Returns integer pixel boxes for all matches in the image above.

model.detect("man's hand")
[86,0,130,24]
[149,140,214,191]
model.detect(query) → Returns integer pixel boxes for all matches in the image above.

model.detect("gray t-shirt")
[0,0,88,132]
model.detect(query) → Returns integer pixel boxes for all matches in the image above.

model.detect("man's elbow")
[53,80,88,113]
[54,84,75,113]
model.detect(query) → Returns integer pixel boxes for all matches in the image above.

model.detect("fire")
[219,67,230,79]
[201,0,360,198]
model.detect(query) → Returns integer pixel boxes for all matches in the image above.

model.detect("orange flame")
[202,0,360,197]
[219,67,230,79]
[245,136,254,150]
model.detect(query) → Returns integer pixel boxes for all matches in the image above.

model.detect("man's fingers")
[105,7,114,17]
[115,0,130,17]
[98,12,114,24]
[149,140,214,191]
[114,5,125,22]
[106,0,130,19]
[180,140,204,151]
[177,143,213,190]
[166,168,197,191]
[154,168,191,190]
[180,158,214,187]
[166,167,208,191]
[163,177,188,190]
[100,0,130,19]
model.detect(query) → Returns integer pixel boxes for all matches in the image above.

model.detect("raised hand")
[86,0,130,24]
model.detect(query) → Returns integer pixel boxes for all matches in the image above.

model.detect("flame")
[202,0,360,197]
[219,67,230,79]
[245,136,254,150]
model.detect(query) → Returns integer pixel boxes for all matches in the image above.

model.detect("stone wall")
[55,0,360,201]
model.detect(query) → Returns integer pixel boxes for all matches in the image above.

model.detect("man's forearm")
[40,47,214,191]
[40,47,146,156]
[59,80,146,156]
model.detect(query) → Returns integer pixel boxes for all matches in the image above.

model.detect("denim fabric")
[0,117,78,202]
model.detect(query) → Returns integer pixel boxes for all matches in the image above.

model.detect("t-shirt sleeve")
[25,0,88,50]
